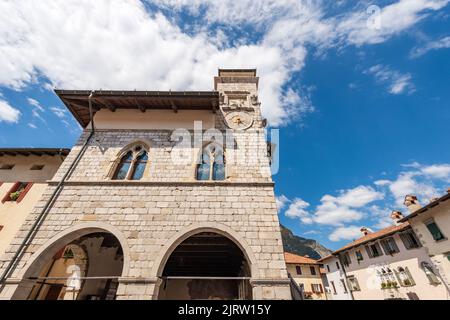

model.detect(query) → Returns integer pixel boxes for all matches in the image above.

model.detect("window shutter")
[405,267,415,286]
[2,182,20,203]
[319,284,323,293]
[17,182,33,203]
[311,284,315,293]
[365,245,373,258]
[375,243,384,256]
[400,233,412,249]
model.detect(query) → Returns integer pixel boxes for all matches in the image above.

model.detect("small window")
[310,266,317,275]
[355,250,364,262]
[380,237,400,255]
[0,225,3,232]
[347,276,360,291]
[295,265,302,275]
[421,262,441,285]
[365,242,383,258]
[326,264,330,272]
[330,281,337,294]
[30,164,45,170]
[311,283,323,293]
[2,182,32,203]
[425,220,445,241]
[336,261,340,269]
[342,252,351,267]
[0,164,14,170]
[400,230,421,249]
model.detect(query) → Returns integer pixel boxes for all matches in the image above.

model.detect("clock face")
[224,111,253,130]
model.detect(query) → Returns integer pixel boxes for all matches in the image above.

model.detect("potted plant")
[381,282,387,289]
[403,279,412,286]
[9,190,22,201]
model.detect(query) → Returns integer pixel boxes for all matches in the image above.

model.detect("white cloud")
[0,99,21,123]
[411,36,450,57]
[27,98,44,112]
[329,226,362,242]
[50,106,67,118]
[27,123,37,129]
[337,0,450,46]
[276,194,290,211]
[285,198,312,223]
[0,0,309,126]
[421,164,450,180]
[366,64,415,95]
[1,1,448,127]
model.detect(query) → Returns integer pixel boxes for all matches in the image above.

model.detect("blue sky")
[0,1,449,250]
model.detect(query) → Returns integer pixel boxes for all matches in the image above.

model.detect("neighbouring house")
[0,69,291,300]
[318,255,353,300]
[399,191,450,294]
[321,210,449,300]
[0,149,69,257]
[284,252,326,300]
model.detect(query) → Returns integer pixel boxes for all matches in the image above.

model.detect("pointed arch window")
[113,145,148,180]
[196,143,225,181]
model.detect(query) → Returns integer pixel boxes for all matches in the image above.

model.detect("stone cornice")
[47,180,275,187]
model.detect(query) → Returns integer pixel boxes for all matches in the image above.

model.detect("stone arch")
[11,222,130,299]
[151,223,259,299]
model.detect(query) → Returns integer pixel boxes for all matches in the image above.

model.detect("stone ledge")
[47,180,275,187]
[250,278,291,286]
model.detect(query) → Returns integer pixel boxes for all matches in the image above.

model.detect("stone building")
[0,69,291,300]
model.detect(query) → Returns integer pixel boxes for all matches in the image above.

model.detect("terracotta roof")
[317,254,334,263]
[399,191,450,222]
[284,252,319,265]
[333,222,411,254]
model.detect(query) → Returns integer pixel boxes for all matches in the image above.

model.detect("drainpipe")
[0,91,96,291]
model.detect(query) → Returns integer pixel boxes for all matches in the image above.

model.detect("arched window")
[196,143,225,181]
[113,145,148,180]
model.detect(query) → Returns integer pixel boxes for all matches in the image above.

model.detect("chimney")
[390,211,404,225]
[403,195,421,213]
[360,227,373,236]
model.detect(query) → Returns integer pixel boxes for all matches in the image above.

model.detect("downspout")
[336,254,355,300]
[0,91,96,291]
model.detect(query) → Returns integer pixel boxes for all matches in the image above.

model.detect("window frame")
[196,142,226,181]
[295,265,302,275]
[309,266,317,276]
[400,230,421,250]
[424,219,446,242]
[112,144,149,181]
[380,237,400,255]
[347,276,361,291]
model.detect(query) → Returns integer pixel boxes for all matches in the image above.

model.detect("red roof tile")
[284,252,319,265]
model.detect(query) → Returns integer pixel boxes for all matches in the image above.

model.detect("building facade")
[284,252,326,300]
[321,211,449,300]
[319,255,352,300]
[0,69,291,300]
[400,192,450,295]
[0,149,69,257]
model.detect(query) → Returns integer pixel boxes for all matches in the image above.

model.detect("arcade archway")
[158,232,252,300]
[14,231,124,300]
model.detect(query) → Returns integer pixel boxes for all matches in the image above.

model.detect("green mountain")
[280,224,332,260]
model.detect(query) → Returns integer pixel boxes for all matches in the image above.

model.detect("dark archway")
[158,232,252,300]
[18,232,124,300]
